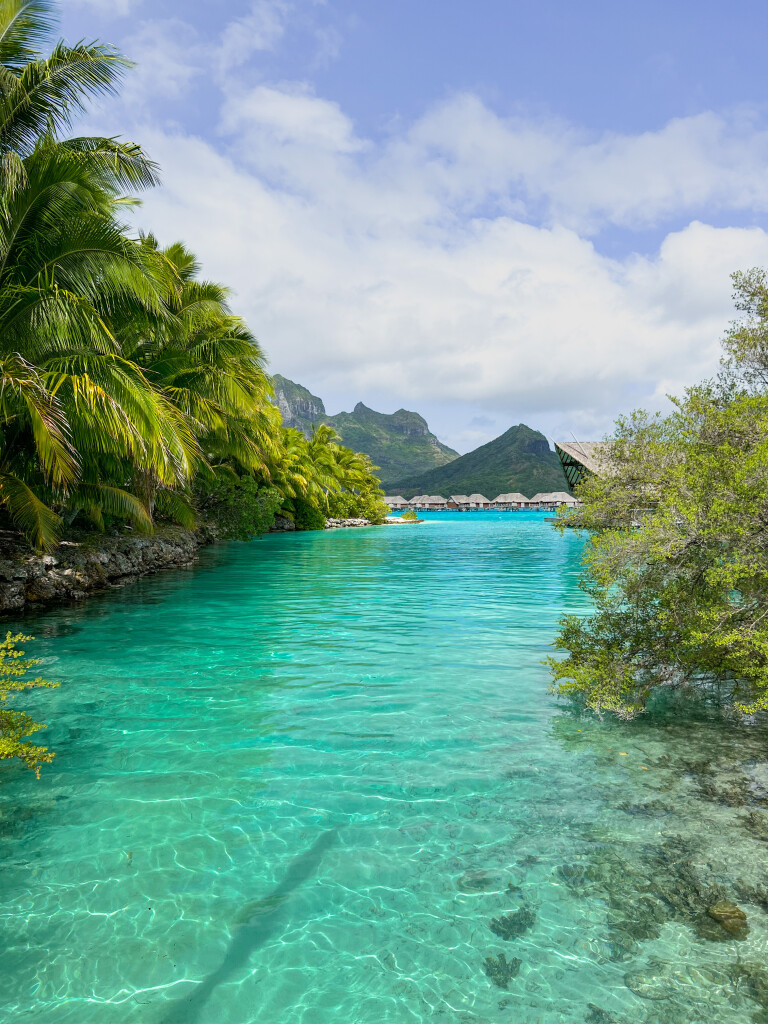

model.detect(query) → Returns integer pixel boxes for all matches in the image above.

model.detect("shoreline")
[0,516,403,616]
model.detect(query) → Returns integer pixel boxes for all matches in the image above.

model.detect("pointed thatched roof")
[530,491,578,504]
[492,493,529,503]
[468,493,490,503]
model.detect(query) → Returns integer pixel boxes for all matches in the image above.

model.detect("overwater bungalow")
[491,493,529,509]
[447,494,470,509]
[384,496,409,510]
[467,493,491,508]
[424,495,448,509]
[528,491,580,509]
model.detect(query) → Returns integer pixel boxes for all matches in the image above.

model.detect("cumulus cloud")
[95,63,768,449]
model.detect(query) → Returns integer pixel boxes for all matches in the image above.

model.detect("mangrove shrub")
[551,271,768,718]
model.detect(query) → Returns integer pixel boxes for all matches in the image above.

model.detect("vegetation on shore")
[0,0,386,556]
[0,0,388,771]
[550,270,768,719]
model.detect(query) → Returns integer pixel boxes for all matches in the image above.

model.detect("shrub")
[326,489,389,524]
[0,634,58,777]
[196,475,283,540]
[289,496,327,531]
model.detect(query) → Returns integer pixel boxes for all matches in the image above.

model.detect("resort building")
[408,495,447,509]
[467,493,491,508]
[384,496,409,510]
[554,441,606,493]
[447,494,470,509]
[491,493,529,508]
[528,491,581,509]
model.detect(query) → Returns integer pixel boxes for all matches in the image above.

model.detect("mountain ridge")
[271,376,567,497]
[386,424,567,498]
[272,375,459,488]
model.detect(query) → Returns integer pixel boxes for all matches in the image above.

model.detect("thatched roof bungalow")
[447,494,470,508]
[384,496,409,509]
[529,491,580,508]
[424,495,448,509]
[491,493,529,508]
[467,493,491,508]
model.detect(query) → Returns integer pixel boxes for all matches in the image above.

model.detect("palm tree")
[119,239,279,522]
[0,0,184,546]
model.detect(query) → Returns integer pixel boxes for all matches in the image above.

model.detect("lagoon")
[1,511,768,1023]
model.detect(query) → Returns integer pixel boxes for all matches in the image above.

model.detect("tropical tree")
[550,270,768,719]
[0,0,179,546]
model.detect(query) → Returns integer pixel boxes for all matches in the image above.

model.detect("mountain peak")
[271,375,458,488]
[387,423,565,498]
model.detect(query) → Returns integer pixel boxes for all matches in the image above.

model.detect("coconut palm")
[118,239,279,522]
[0,0,193,546]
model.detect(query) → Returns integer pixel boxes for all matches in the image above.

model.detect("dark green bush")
[326,489,389,524]
[196,475,283,540]
[288,496,327,531]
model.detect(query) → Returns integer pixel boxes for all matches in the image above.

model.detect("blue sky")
[62,0,768,451]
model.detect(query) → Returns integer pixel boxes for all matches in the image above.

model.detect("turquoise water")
[2,511,768,1023]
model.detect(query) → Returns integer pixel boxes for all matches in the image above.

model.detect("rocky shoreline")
[0,527,216,615]
[0,517,387,615]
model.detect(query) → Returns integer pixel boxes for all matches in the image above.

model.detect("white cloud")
[217,0,292,73]
[97,82,768,450]
[119,20,203,112]
[221,84,365,154]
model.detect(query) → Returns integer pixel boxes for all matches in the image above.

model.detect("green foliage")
[550,271,768,719]
[326,488,389,524]
[400,508,418,521]
[0,631,58,776]
[288,496,326,531]
[0,0,386,555]
[196,475,282,540]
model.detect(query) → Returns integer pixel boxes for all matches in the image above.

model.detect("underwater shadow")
[158,829,338,1024]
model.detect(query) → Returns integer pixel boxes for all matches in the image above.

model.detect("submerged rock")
[744,810,768,842]
[729,961,768,1020]
[585,1006,617,1024]
[625,960,732,1002]
[488,905,536,941]
[624,965,676,1001]
[456,869,504,893]
[703,900,749,939]
[483,952,521,989]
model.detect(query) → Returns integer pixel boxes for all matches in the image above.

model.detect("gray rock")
[0,526,215,613]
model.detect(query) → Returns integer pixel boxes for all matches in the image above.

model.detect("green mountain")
[387,424,567,499]
[271,376,459,488]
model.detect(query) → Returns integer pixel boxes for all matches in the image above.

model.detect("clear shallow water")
[2,512,768,1023]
